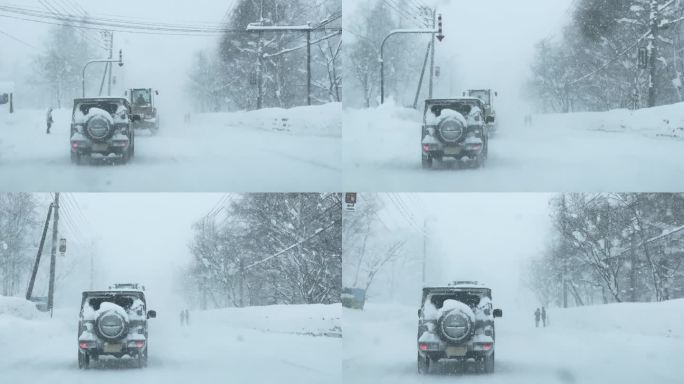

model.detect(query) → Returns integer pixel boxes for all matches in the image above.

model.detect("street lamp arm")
[82,58,123,98]
[379,28,439,62]
[380,28,439,104]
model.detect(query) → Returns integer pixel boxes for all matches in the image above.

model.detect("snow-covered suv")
[421,98,489,169]
[77,286,156,369]
[417,282,502,374]
[69,97,136,165]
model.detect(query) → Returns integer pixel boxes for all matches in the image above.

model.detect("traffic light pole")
[428,10,437,99]
[380,15,443,104]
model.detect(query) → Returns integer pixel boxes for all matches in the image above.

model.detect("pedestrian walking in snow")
[46,107,53,134]
[184,309,190,326]
[534,307,541,328]
[541,307,547,328]
[180,310,186,326]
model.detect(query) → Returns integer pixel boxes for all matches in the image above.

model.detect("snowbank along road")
[0,301,342,384]
[0,103,341,191]
[343,302,684,384]
[343,102,684,192]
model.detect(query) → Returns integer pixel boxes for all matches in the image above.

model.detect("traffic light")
[436,14,444,42]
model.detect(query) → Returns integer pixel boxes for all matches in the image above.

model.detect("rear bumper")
[422,136,484,158]
[79,340,146,358]
[418,343,494,361]
[71,140,129,155]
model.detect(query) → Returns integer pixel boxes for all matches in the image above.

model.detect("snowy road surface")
[343,103,684,192]
[0,104,341,191]
[343,303,684,384]
[0,304,341,384]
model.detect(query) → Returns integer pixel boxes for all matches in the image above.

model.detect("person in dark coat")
[534,307,541,328]
[541,307,547,327]
[184,309,190,326]
[46,108,54,134]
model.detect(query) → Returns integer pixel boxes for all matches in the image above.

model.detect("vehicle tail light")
[419,343,429,351]
[422,144,430,152]
[129,340,145,348]
[79,342,91,349]
[482,343,493,351]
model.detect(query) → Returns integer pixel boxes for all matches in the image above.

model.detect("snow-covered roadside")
[536,102,684,139]
[344,301,684,384]
[190,102,341,138]
[0,297,341,384]
[342,102,684,192]
[201,303,341,337]
[0,104,341,191]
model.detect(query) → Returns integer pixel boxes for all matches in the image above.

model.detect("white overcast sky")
[378,193,553,308]
[70,193,224,310]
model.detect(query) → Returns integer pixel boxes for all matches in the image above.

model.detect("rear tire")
[483,352,495,374]
[70,151,80,165]
[417,353,429,374]
[421,155,433,169]
[78,351,90,370]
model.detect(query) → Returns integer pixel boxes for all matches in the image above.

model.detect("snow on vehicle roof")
[424,282,490,290]
[74,96,127,102]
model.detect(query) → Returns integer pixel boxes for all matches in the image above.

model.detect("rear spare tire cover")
[95,309,128,341]
[438,309,473,343]
[85,115,112,142]
[437,117,466,143]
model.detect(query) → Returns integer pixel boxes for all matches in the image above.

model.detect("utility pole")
[26,203,54,300]
[108,32,114,96]
[428,10,437,99]
[413,41,433,108]
[47,193,60,317]
[421,218,427,286]
[307,28,312,106]
[647,0,660,107]
[246,23,315,108]
[257,31,263,110]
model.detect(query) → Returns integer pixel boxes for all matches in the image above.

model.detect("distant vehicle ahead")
[77,287,156,369]
[464,89,497,133]
[421,98,489,169]
[127,88,159,133]
[417,282,503,374]
[69,97,136,165]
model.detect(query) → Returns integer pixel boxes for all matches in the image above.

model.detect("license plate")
[103,343,123,353]
[446,346,467,357]
[92,143,108,152]
[444,147,461,155]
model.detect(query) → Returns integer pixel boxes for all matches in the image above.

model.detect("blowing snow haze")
[1,0,229,113]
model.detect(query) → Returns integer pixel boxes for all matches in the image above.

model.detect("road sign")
[59,238,66,256]
[345,193,357,211]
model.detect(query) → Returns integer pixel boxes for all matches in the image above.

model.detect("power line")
[0,27,39,49]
